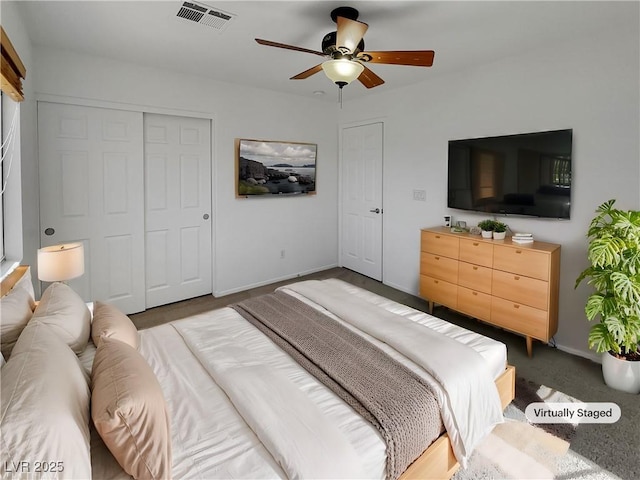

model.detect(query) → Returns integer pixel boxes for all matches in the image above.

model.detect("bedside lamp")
[37,242,85,282]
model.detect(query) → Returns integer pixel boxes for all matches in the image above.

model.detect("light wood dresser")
[419,227,561,357]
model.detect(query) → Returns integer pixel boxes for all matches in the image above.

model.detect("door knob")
[44,228,55,236]
[369,208,381,214]
[203,214,210,220]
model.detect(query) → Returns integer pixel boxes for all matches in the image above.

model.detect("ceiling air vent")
[176,2,235,32]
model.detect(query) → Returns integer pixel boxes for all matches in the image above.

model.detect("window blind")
[0,26,26,102]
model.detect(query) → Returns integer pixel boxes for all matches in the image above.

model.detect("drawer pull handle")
[435,235,441,239]
[513,304,520,309]
[472,292,478,296]
[516,250,522,254]
[473,242,479,246]
[435,256,440,260]
[473,266,478,270]
[514,276,520,281]
[434,280,439,284]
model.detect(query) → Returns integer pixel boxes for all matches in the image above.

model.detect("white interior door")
[38,102,146,313]
[340,122,384,280]
[144,113,212,308]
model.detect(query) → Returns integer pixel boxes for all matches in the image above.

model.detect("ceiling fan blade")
[336,16,368,54]
[255,38,325,57]
[358,65,385,89]
[359,50,435,67]
[290,64,323,80]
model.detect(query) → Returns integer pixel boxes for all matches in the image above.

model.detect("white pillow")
[0,269,36,359]
[92,338,172,479]
[13,266,36,306]
[31,282,91,354]
[0,321,91,479]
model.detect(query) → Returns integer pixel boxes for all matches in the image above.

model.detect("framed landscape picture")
[236,138,317,197]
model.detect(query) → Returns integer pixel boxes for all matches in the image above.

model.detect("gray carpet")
[130,267,639,480]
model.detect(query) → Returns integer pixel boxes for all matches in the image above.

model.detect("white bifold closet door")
[144,113,212,308]
[38,102,146,313]
[38,103,212,314]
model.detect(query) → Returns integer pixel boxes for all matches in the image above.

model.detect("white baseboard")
[382,280,415,296]
[214,263,339,297]
[555,344,602,364]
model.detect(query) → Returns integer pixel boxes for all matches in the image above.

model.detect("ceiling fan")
[255,6,435,91]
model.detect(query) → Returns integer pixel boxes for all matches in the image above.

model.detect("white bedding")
[280,280,503,467]
[91,279,508,479]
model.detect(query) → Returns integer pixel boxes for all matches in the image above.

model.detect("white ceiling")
[15,0,638,101]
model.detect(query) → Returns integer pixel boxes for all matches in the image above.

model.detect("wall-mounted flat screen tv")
[447,129,573,219]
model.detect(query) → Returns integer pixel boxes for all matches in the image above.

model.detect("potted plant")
[575,199,640,394]
[477,219,495,239]
[493,221,508,240]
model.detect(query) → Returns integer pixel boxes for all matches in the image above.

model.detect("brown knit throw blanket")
[232,291,443,479]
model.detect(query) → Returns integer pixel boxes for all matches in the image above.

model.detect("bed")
[1,266,515,480]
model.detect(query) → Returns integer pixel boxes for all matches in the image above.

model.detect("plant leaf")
[588,236,625,267]
[603,315,626,344]
[588,323,618,354]
[584,294,603,321]
[611,272,640,303]
[596,199,616,215]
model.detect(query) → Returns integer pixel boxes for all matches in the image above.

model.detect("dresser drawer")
[459,238,493,268]
[420,253,458,284]
[457,286,491,321]
[421,231,459,259]
[492,270,549,310]
[458,261,492,294]
[493,245,550,280]
[420,275,457,309]
[491,297,548,340]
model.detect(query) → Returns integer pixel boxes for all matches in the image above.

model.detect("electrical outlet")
[413,189,426,201]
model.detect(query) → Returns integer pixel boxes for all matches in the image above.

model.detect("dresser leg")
[526,336,533,357]
[428,301,434,315]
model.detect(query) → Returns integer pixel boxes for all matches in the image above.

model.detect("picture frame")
[236,138,317,197]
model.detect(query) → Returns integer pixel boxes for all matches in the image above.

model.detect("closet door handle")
[44,228,55,236]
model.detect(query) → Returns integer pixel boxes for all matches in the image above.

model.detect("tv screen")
[447,129,572,219]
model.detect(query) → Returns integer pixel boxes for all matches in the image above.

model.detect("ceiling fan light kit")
[255,6,435,96]
[321,59,365,88]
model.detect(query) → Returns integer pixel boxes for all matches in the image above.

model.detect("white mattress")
[90,279,508,479]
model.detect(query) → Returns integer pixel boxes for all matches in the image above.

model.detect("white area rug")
[452,379,621,480]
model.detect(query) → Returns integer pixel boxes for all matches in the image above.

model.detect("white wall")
[14,2,640,360]
[29,48,339,296]
[339,24,640,359]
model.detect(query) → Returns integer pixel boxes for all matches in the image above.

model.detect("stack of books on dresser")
[512,233,534,244]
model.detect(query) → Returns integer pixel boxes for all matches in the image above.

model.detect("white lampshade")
[37,243,85,282]
[321,59,365,86]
